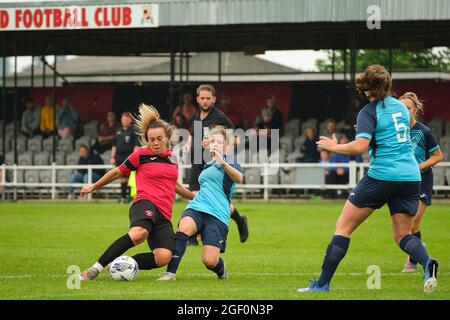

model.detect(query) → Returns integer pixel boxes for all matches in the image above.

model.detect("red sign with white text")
[0,4,159,31]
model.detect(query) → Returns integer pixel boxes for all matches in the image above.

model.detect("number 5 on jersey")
[392,112,407,143]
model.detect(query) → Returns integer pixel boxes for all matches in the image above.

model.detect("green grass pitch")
[0,201,449,300]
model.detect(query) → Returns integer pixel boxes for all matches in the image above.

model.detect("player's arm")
[183,134,192,154]
[418,148,443,171]
[317,134,370,156]
[175,181,195,200]
[211,150,243,183]
[80,167,124,196]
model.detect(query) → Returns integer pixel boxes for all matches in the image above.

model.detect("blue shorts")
[348,176,420,216]
[181,208,229,253]
[419,172,433,206]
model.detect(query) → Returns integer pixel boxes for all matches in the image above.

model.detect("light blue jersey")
[411,121,440,174]
[355,96,420,182]
[186,156,242,226]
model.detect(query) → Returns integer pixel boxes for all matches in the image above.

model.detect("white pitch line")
[1,272,449,280]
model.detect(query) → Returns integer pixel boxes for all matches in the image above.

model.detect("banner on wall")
[0,4,159,31]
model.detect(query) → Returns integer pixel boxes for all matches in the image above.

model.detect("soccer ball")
[109,256,139,281]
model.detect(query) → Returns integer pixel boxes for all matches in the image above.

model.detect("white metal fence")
[2,162,450,201]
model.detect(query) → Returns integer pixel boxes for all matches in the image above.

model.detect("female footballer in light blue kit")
[298,65,438,293]
[158,127,243,280]
[399,92,443,273]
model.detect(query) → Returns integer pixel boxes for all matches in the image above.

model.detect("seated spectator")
[322,119,337,138]
[319,148,337,198]
[255,108,276,152]
[21,97,41,138]
[56,97,79,138]
[68,145,105,199]
[255,94,283,132]
[298,127,320,163]
[219,95,240,128]
[172,92,197,129]
[338,118,356,140]
[40,95,56,138]
[94,111,119,153]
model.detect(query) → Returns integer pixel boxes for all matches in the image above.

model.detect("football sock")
[167,232,190,274]
[409,231,421,265]
[98,234,135,267]
[92,262,104,273]
[399,234,429,266]
[317,235,350,287]
[208,257,225,277]
[231,207,243,223]
[132,252,159,270]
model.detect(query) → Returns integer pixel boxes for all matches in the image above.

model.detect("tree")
[315,48,450,72]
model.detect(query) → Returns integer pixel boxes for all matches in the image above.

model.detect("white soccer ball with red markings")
[109,256,139,281]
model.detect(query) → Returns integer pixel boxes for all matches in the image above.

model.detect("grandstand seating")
[25,170,40,183]
[18,152,33,166]
[57,137,74,153]
[27,135,43,153]
[34,151,50,166]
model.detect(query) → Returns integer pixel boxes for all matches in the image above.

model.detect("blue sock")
[409,231,421,265]
[317,235,350,287]
[400,234,429,267]
[208,257,225,276]
[167,232,190,274]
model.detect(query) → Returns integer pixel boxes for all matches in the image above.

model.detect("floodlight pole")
[42,55,46,86]
[31,56,34,88]
[217,50,222,98]
[169,49,176,118]
[13,44,18,165]
[1,35,6,201]
[1,35,6,163]
[52,55,57,164]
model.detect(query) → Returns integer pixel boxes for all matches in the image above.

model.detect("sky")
[257,50,329,71]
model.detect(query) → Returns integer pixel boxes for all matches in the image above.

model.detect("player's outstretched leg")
[298,202,373,292]
[230,204,248,243]
[80,228,146,281]
[297,235,349,292]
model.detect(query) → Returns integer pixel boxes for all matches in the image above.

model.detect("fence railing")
[2,162,450,201]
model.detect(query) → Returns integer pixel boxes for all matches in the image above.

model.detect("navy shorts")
[348,176,420,216]
[419,172,433,206]
[181,208,229,253]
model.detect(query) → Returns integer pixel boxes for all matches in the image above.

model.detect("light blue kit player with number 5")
[298,65,438,293]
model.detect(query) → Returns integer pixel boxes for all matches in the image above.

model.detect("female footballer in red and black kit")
[79,104,195,280]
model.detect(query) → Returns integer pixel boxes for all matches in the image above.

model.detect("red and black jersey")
[118,147,178,221]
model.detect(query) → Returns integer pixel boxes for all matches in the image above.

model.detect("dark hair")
[356,65,392,102]
[79,144,89,151]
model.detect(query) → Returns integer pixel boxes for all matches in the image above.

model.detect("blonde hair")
[400,92,425,120]
[133,103,173,147]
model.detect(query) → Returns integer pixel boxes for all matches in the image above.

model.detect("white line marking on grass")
[1,272,449,280]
